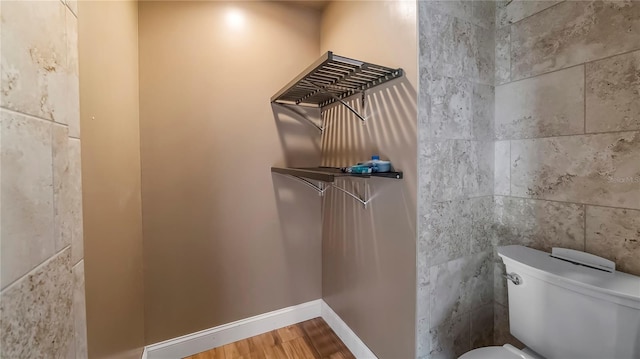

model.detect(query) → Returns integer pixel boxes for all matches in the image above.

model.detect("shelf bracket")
[273,102,324,133]
[274,172,371,208]
[274,173,328,196]
[302,80,367,122]
[331,182,370,209]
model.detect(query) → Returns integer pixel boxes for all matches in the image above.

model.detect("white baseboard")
[321,301,378,359]
[143,299,377,359]
[145,299,321,359]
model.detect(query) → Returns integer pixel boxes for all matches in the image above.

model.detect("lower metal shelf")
[271,166,402,209]
[270,167,402,182]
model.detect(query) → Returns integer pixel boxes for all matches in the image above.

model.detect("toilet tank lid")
[498,245,640,304]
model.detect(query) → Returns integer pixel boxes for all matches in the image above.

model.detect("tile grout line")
[507,47,640,85]
[508,22,512,84]
[494,194,640,212]
[469,308,473,350]
[1,245,72,293]
[584,63,587,134]
[72,258,84,270]
[50,115,57,281]
[0,106,69,127]
[430,194,494,205]
[497,128,640,141]
[509,140,512,196]
[584,204,588,252]
[498,0,567,32]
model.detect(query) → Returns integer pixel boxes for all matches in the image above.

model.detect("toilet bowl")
[458,245,640,359]
[459,344,541,359]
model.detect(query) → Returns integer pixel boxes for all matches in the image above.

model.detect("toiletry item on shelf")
[359,155,391,173]
[344,164,372,174]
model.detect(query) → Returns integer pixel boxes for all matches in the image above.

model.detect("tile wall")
[417,1,496,358]
[492,0,640,347]
[419,1,639,357]
[0,0,87,357]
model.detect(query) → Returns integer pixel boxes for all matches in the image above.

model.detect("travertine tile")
[417,279,431,358]
[429,313,470,359]
[494,262,508,306]
[471,197,494,255]
[0,115,2,263]
[73,261,88,359]
[420,8,494,85]
[429,251,493,328]
[65,8,80,138]
[495,66,585,139]
[417,281,430,319]
[53,124,70,251]
[68,138,84,264]
[423,1,474,26]
[496,0,562,29]
[494,141,510,196]
[471,141,494,198]
[473,83,494,141]
[418,66,431,142]
[470,304,494,350]
[586,50,640,133]
[418,0,430,60]
[492,196,585,252]
[0,0,69,122]
[510,1,640,80]
[416,316,430,359]
[510,132,640,208]
[495,26,510,85]
[426,76,493,140]
[1,111,54,288]
[417,238,430,287]
[586,206,640,276]
[493,303,525,348]
[0,249,74,358]
[423,0,495,30]
[420,199,472,266]
[53,128,83,263]
[428,76,474,139]
[421,140,493,202]
[472,1,496,30]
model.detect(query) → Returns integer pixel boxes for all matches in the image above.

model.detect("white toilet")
[460,245,640,359]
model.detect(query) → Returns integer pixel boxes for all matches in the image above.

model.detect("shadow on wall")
[321,78,417,172]
[319,77,418,359]
[321,77,417,263]
[269,73,417,283]
[265,65,418,359]
[270,103,324,302]
[271,104,323,168]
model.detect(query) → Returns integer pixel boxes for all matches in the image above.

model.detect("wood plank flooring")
[184,317,355,359]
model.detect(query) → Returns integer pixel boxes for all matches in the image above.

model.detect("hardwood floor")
[184,317,355,359]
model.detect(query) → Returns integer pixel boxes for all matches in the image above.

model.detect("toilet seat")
[459,344,539,359]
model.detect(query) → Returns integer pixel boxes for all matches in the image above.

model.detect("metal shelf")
[271,51,403,127]
[271,167,403,182]
[271,167,403,209]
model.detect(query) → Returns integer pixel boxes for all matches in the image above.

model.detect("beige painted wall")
[78,1,145,358]
[138,1,323,343]
[319,2,418,358]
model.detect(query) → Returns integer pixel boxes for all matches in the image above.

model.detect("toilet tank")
[498,245,640,359]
